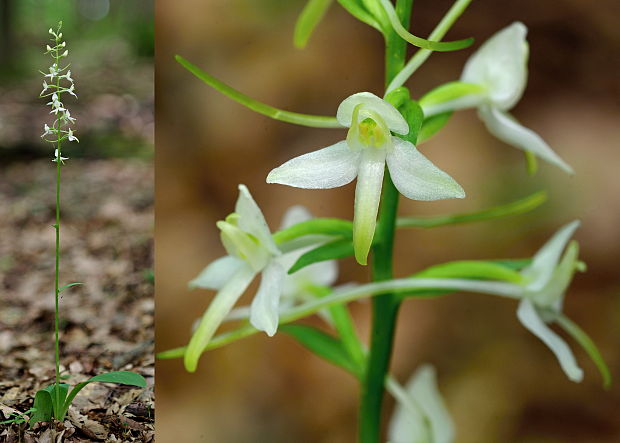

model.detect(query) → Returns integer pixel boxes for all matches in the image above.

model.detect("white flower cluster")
[40,23,78,164]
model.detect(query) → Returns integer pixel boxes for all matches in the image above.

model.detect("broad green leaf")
[280,324,362,377]
[336,0,382,31]
[59,282,83,292]
[273,218,353,245]
[380,0,474,52]
[175,55,341,129]
[418,112,452,143]
[395,99,424,145]
[414,260,524,283]
[397,191,547,228]
[30,389,53,426]
[288,238,354,274]
[556,314,611,389]
[419,81,485,108]
[294,0,333,49]
[30,383,69,426]
[59,371,146,420]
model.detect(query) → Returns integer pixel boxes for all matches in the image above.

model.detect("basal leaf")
[59,371,146,421]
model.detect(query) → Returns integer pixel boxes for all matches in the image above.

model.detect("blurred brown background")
[156,0,620,441]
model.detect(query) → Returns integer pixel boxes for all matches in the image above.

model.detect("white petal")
[236,184,279,256]
[478,106,574,174]
[184,265,256,372]
[522,220,580,292]
[279,205,312,230]
[517,299,584,382]
[409,365,455,443]
[337,92,409,134]
[250,261,286,336]
[461,22,528,110]
[353,148,386,265]
[189,255,246,290]
[387,138,465,201]
[539,241,579,311]
[267,141,360,189]
[387,377,428,443]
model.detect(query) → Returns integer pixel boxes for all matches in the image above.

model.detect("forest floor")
[0,159,154,442]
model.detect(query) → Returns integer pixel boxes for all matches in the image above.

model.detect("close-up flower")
[267,92,464,265]
[420,22,573,174]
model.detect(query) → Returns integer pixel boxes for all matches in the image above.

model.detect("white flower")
[267,92,464,265]
[452,220,585,381]
[420,22,573,174]
[222,205,339,324]
[63,110,76,124]
[45,64,59,80]
[52,149,68,163]
[41,80,49,95]
[41,124,53,138]
[387,365,454,443]
[64,70,73,83]
[185,185,284,371]
[515,220,584,381]
[66,84,77,98]
[67,128,78,142]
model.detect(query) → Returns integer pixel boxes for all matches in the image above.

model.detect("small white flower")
[45,64,59,80]
[41,80,49,95]
[452,220,586,382]
[61,50,68,57]
[421,22,572,174]
[63,110,76,124]
[41,123,53,138]
[67,128,78,142]
[52,149,68,163]
[268,92,464,265]
[387,365,454,443]
[64,70,73,83]
[66,84,77,98]
[184,185,283,372]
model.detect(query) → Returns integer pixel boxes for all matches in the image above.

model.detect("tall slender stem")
[53,40,62,418]
[359,1,412,441]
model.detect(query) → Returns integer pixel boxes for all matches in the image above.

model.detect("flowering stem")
[359,1,412,441]
[52,28,63,419]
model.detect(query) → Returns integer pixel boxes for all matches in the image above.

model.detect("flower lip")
[337,92,409,135]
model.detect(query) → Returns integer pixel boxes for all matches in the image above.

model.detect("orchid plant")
[159,2,609,442]
[29,22,146,428]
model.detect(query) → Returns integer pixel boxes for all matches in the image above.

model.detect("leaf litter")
[0,159,154,441]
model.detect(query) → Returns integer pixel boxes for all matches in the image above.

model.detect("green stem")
[359,1,412,441]
[53,35,62,419]
[385,0,473,94]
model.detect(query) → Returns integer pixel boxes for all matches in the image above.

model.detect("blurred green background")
[149,0,620,442]
[0,0,153,160]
